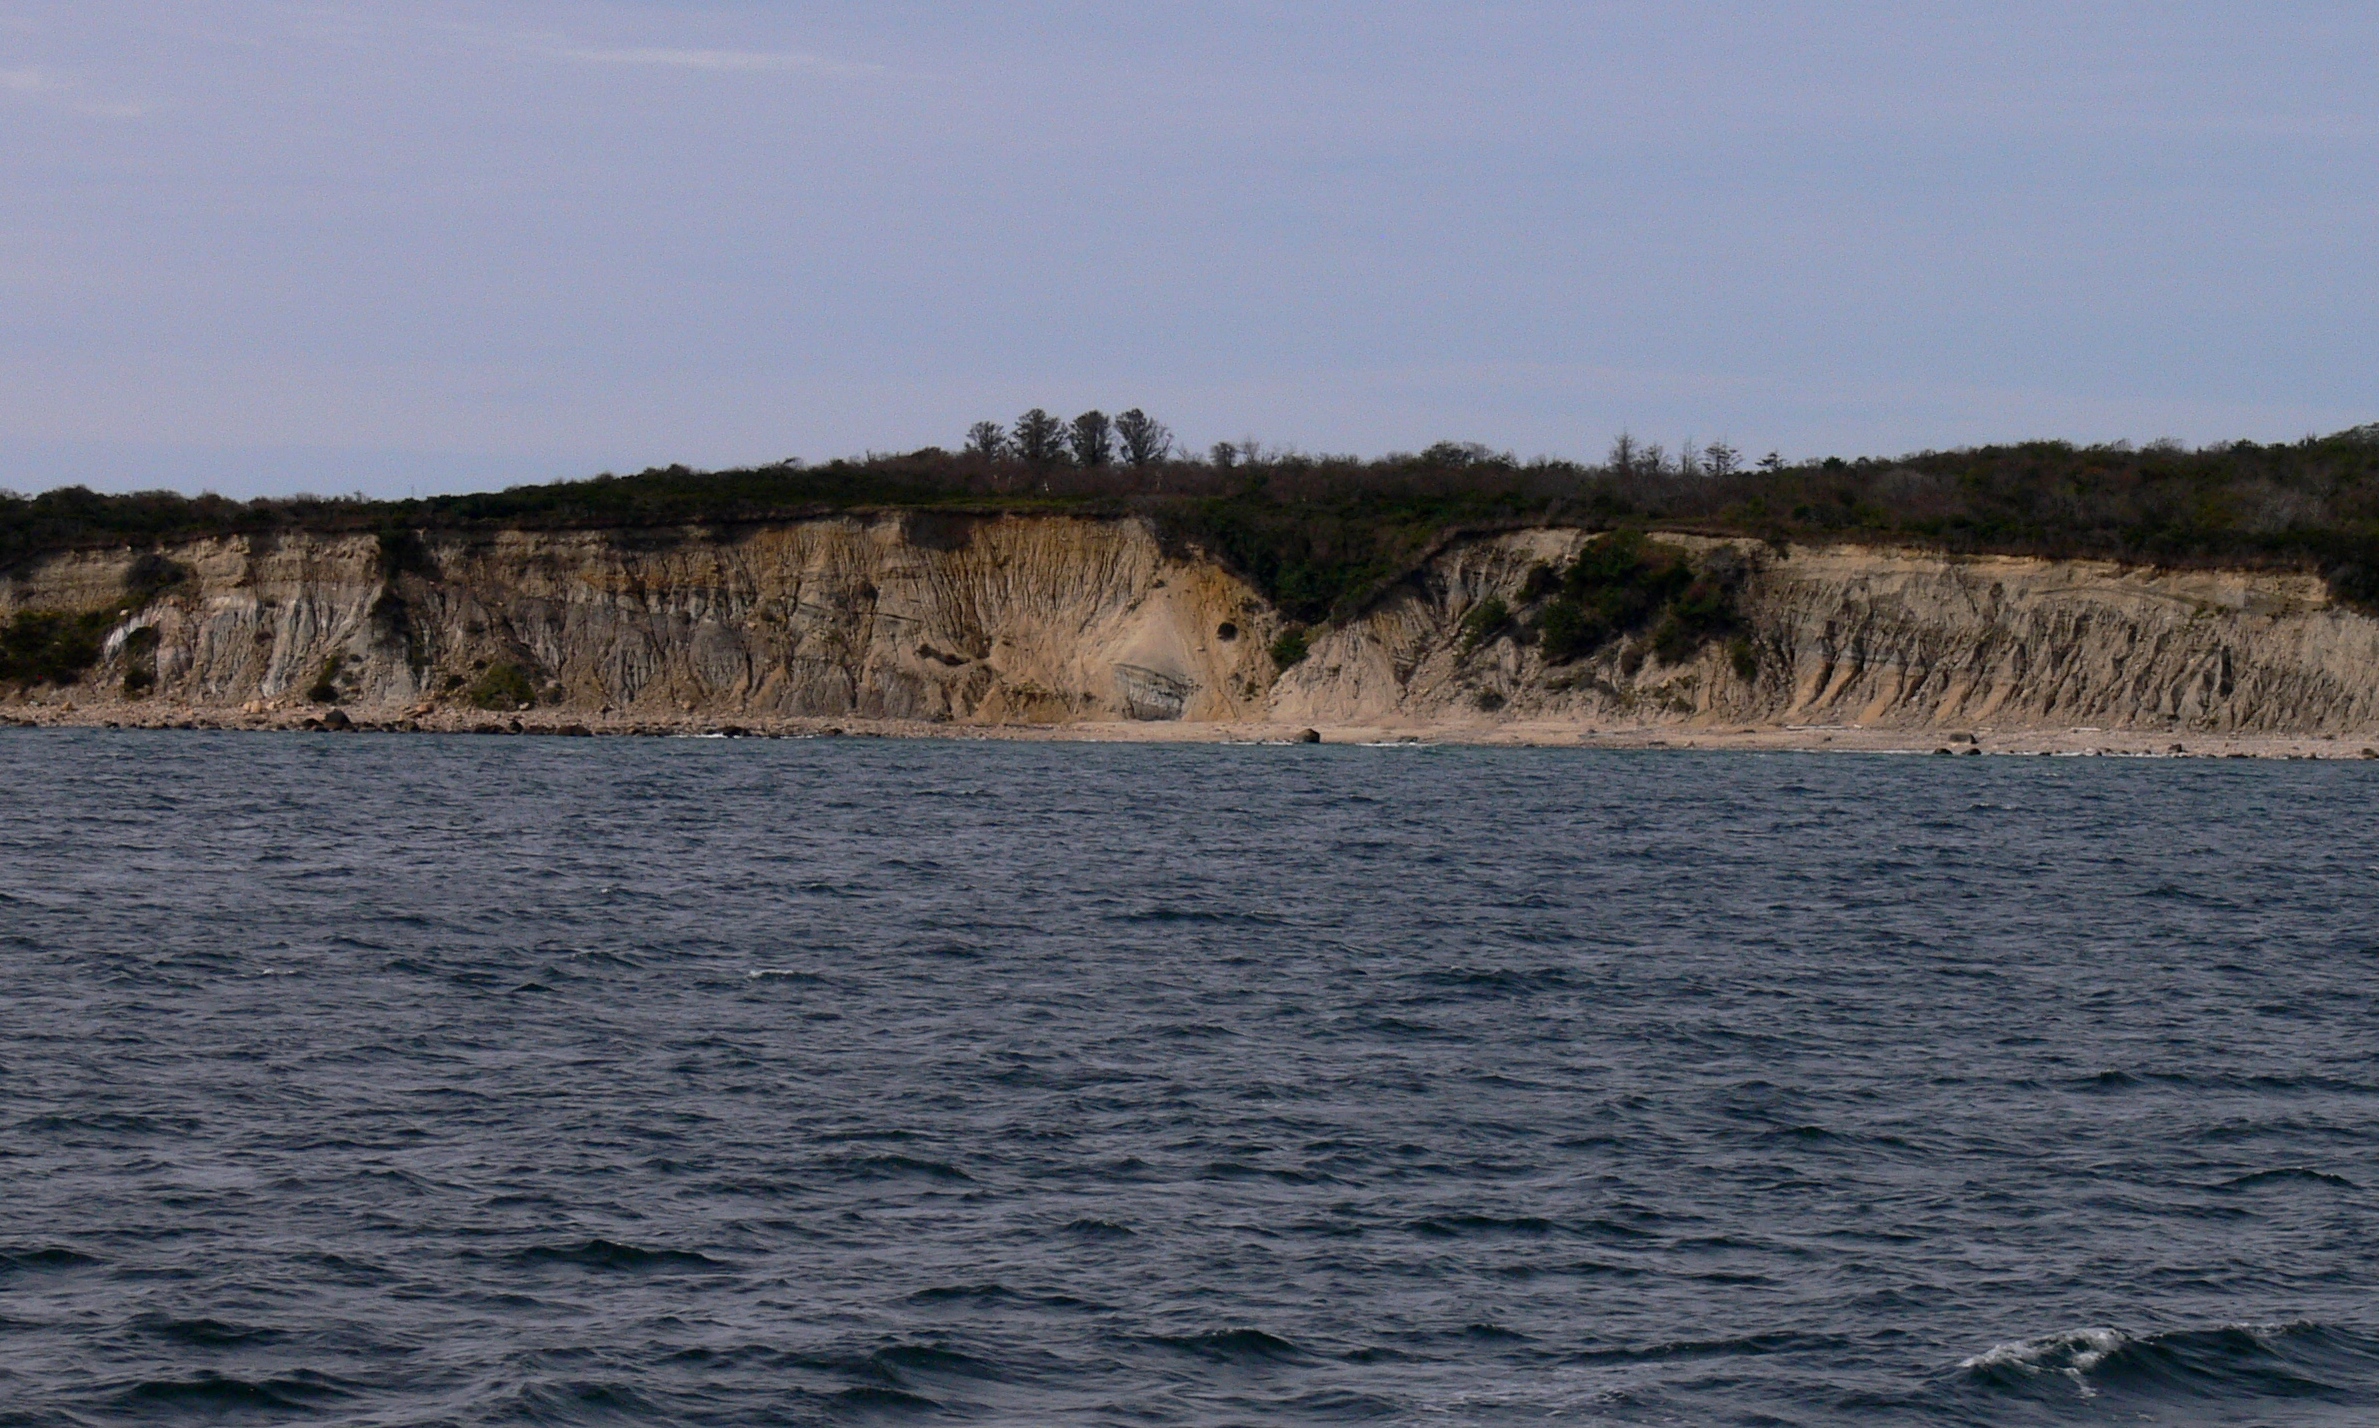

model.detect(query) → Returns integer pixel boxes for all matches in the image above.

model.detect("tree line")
[8,423,2379,623]
[964,409,1175,468]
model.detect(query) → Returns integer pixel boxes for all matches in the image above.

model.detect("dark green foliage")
[1537,598,1599,664]
[0,609,112,685]
[1458,596,1511,654]
[306,655,342,704]
[377,527,432,578]
[1269,626,1310,669]
[1727,636,1758,681]
[1068,411,1113,468]
[1013,410,1067,466]
[964,421,1008,459]
[1534,533,1742,666]
[121,626,161,696]
[466,661,536,710]
[0,557,185,687]
[9,425,2379,628]
[1115,410,1171,467]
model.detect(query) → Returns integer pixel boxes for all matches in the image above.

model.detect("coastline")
[7,696,2377,759]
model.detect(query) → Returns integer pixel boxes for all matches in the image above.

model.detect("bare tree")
[1607,432,1638,475]
[1704,441,1740,478]
[1209,440,1239,469]
[965,421,1008,459]
[1678,439,1704,478]
[1068,410,1114,467]
[1013,408,1067,465]
[1115,409,1172,467]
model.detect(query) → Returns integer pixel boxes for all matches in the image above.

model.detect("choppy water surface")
[3,731,2378,1426]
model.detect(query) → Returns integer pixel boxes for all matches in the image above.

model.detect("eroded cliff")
[6,513,2378,734]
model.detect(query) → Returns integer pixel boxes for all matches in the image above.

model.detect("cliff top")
[7,426,2379,621]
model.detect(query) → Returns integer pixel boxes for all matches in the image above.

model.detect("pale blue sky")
[2,2,2373,497]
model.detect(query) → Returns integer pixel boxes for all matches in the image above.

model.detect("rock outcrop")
[6,514,2378,734]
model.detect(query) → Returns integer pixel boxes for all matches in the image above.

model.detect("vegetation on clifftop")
[8,422,2379,628]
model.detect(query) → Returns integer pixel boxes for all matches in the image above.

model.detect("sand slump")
[7,516,2379,734]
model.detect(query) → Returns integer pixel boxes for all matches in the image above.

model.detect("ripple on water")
[3,731,2378,1425]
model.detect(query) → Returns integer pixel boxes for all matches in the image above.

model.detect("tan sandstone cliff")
[5,513,2378,735]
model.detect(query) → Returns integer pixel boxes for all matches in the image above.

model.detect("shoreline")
[5,698,2378,760]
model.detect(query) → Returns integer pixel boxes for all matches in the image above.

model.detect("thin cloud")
[0,66,146,119]
[555,46,881,78]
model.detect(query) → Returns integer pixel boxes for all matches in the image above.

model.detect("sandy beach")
[8,696,2377,760]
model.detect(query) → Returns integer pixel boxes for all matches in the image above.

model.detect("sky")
[1,2,2374,498]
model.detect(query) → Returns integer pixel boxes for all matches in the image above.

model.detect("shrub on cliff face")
[466,661,537,710]
[0,609,111,686]
[1533,532,1744,666]
[0,558,184,689]
[1269,626,1310,670]
[121,626,161,696]
[1458,596,1512,655]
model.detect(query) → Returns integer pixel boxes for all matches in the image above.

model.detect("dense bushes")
[0,609,113,686]
[9,424,2379,632]
[1525,533,1744,667]
[1268,626,1310,669]
[466,661,537,710]
[0,558,185,688]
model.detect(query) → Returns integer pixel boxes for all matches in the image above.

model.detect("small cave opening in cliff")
[1216,622,1239,642]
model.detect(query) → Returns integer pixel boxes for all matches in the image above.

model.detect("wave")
[1409,1213,1558,1237]
[2218,1167,2358,1190]
[1958,1321,2379,1403]
[0,1245,100,1273]
[506,1238,726,1271]
[127,1312,286,1346]
[1148,1327,1307,1364]
[906,1283,1095,1311]
[1062,1217,1135,1239]
[822,1153,972,1183]
[112,1370,354,1411]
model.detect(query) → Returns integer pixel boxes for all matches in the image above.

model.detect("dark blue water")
[3,731,2377,1426]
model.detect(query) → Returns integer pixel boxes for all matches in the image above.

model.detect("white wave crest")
[1961,1327,2127,1396]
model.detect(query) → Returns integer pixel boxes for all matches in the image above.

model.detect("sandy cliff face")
[0,514,1277,723]
[1287,533,2379,733]
[6,515,2378,733]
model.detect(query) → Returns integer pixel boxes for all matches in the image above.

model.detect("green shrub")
[1537,597,1604,663]
[1728,636,1757,680]
[1536,532,1744,666]
[1269,626,1310,669]
[121,626,160,696]
[466,661,537,709]
[1458,595,1511,655]
[0,609,112,686]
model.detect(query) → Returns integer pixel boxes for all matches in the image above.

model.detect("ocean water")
[2,731,2377,1427]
